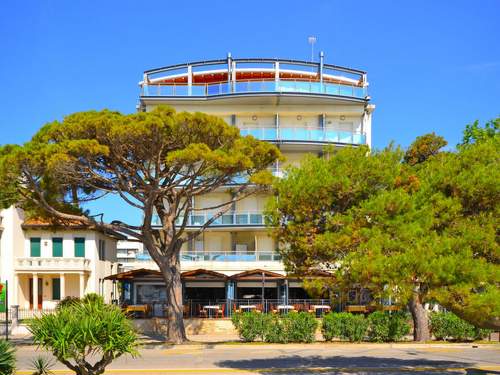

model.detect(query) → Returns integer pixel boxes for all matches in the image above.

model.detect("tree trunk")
[160,247,188,344]
[408,293,430,342]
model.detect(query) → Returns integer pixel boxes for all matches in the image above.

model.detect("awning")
[230,269,285,281]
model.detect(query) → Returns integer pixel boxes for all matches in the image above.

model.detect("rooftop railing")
[141,79,367,99]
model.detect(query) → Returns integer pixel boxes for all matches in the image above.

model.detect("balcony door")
[29,278,43,310]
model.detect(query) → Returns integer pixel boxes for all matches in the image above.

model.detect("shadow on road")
[216,355,491,374]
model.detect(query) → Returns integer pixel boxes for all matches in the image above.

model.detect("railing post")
[187,65,192,96]
[11,305,18,332]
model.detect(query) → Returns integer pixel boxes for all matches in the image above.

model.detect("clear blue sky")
[1,0,499,224]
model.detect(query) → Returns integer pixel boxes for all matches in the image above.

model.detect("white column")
[187,65,192,96]
[13,273,19,305]
[79,272,85,298]
[32,273,38,310]
[60,273,66,300]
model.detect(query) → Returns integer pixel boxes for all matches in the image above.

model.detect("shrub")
[285,312,318,343]
[56,296,80,310]
[262,314,287,343]
[368,311,411,342]
[321,312,369,342]
[0,339,16,375]
[28,294,139,375]
[30,356,55,375]
[430,312,492,341]
[232,311,318,343]
[231,312,266,342]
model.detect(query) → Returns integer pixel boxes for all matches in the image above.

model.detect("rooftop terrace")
[140,54,369,101]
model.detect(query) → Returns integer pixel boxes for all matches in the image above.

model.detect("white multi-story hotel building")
[113,54,374,313]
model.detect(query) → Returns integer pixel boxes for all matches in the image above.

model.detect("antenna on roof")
[308,36,317,62]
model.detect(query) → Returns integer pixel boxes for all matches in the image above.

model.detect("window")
[74,237,85,258]
[52,278,61,300]
[52,237,63,257]
[98,239,106,260]
[30,237,41,257]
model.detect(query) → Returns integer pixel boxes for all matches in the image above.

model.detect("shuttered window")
[52,238,63,257]
[30,238,41,257]
[52,278,61,300]
[74,237,85,258]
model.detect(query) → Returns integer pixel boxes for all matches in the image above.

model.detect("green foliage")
[0,105,281,342]
[231,312,267,342]
[367,311,411,342]
[56,296,80,310]
[0,339,16,375]
[30,356,55,375]
[28,294,139,375]
[231,312,318,343]
[430,312,492,341]
[321,312,369,342]
[460,117,499,147]
[404,132,447,166]
[268,123,500,335]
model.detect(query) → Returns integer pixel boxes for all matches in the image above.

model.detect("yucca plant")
[0,339,16,375]
[30,356,55,375]
[28,294,139,375]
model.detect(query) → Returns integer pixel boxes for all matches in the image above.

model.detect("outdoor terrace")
[140,56,369,101]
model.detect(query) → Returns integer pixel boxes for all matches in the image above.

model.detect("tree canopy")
[0,105,281,342]
[267,120,499,340]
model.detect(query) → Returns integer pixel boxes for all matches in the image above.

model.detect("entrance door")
[29,278,43,310]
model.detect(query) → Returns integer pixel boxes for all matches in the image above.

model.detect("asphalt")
[13,342,500,374]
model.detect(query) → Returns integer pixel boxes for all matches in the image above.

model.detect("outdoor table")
[125,304,149,317]
[203,305,220,318]
[239,305,257,312]
[277,305,295,314]
[312,305,331,317]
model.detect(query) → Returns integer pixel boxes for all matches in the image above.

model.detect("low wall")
[134,318,237,336]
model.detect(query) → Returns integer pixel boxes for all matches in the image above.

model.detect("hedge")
[430,312,492,341]
[367,311,411,342]
[321,312,370,342]
[231,311,318,343]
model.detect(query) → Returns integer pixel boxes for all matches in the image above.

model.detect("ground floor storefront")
[106,268,386,319]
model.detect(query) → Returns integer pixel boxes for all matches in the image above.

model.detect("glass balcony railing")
[180,251,281,262]
[239,127,366,145]
[142,80,367,100]
[173,211,265,227]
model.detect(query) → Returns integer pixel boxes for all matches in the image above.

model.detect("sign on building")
[0,282,6,313]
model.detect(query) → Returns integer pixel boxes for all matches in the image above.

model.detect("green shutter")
[74,237,85,258]
[52,238,63,257]
[52,278,61,300]
[30,238,41,257]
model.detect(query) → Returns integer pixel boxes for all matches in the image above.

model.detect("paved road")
[14,343,500,374]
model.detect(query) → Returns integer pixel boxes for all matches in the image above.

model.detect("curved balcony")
[181,251,281,262]
[142,80,367,99]
[140,56,369,102]
[171,211,265,228]
[239,126,366,145]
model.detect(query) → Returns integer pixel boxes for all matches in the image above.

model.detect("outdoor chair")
[199,306,208,318]
[216,304,224,318]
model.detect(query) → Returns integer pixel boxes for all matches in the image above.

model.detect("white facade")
[0,207,121,309]
[133,56,374,286]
